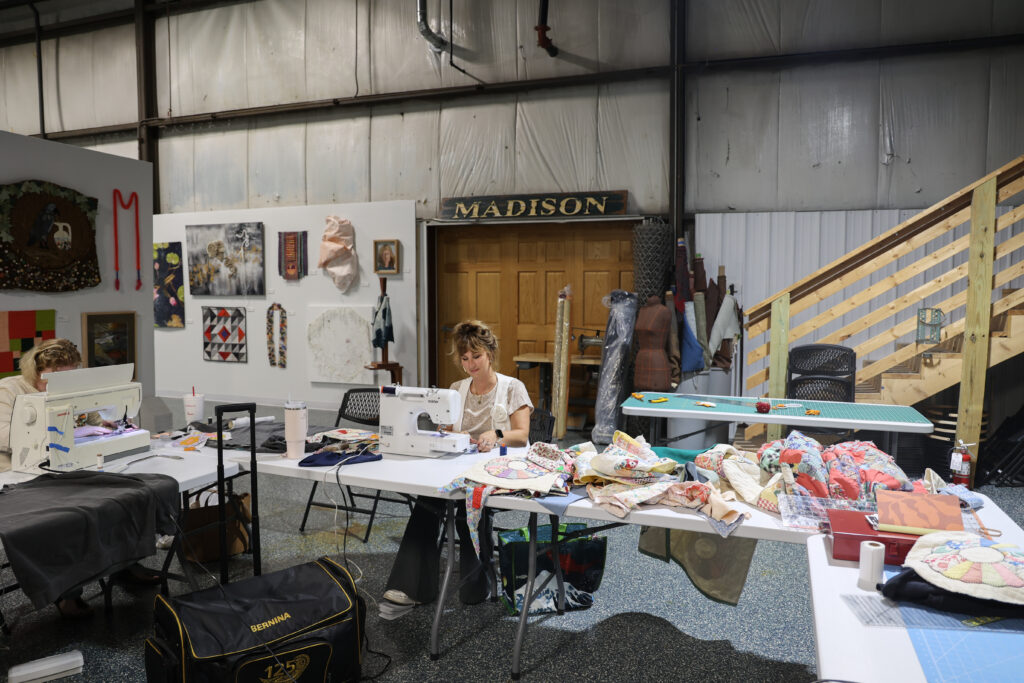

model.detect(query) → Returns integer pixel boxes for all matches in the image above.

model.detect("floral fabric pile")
[692,430,916,514]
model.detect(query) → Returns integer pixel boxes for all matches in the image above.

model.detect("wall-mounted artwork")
[278,231,308,281]
[0,179,100,292]
[373,239,400,275]
[203,306,247,362]
[81,312,136,373]
[306,305,374,383]
[153,241,185,328]
[0,309,56,378]
[186,222,265,296]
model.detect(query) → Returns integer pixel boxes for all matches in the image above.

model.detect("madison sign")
[440,190,628,220]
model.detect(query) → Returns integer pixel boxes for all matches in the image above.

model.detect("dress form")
[634,295,672,392]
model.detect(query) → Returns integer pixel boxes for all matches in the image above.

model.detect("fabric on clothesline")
[318,215,357,292]
[266,303,287,368]
[371,294,394,350]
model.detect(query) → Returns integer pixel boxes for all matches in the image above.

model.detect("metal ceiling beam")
[0,0,248,47]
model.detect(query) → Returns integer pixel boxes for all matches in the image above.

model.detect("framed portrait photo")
[373,239,400,275]
[81,311,136,376]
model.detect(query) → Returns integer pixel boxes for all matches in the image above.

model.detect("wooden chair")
[298,388,411,542]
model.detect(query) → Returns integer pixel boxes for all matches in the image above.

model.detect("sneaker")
[378,600,415,621]
[382,589,417,606]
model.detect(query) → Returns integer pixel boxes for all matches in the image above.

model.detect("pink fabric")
[318,215,358,291]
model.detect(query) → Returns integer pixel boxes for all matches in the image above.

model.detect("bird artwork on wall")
[0,180,100,292]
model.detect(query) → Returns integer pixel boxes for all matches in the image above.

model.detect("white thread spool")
[284,400,308,459]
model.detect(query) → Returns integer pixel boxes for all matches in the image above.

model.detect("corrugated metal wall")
[2,0,1024,216]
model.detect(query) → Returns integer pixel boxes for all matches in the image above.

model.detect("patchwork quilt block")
[202,306,247,362]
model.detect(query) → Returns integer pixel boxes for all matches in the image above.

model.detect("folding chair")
[298,388,412,542]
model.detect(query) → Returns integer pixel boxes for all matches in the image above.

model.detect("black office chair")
[786,344,857,438]
[529,408,556,444]
[787,344,856,402]
[298,388,412,542]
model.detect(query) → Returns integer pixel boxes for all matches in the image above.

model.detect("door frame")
[424,215,647,387]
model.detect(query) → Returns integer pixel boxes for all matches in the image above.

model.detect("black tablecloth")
[0,471,179,608]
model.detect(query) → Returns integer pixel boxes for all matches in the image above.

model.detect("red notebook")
[875,490,964,536]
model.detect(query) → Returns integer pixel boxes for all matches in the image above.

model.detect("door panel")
[436,222,634,407]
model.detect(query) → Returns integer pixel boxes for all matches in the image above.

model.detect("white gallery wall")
[0,129,155,397]
[152,200,417,410]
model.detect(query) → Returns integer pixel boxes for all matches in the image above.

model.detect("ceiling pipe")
[29,1,44,137]
[535,0,558,57]
[416,0,447,52]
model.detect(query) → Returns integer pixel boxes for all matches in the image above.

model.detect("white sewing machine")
[11,364,151,473]
[377,386,471,457]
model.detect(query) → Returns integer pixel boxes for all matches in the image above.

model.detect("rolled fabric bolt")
[231,415,274,430]
[858,541,885,591]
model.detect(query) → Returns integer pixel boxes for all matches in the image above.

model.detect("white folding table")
[807,493,1024,682]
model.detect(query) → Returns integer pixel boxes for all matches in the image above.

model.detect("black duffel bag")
[146,556,365,683]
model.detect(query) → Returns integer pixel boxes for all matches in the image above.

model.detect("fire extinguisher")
[950,440,975,488]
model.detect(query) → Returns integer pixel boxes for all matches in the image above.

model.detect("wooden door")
[436,222,634,406]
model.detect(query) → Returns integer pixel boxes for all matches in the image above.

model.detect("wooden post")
[956,177,996,486]
[766,293,790,442]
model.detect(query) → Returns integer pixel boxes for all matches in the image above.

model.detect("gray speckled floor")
[3,434,1024,682]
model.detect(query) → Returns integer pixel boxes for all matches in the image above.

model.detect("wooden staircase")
[741,152,1024,477]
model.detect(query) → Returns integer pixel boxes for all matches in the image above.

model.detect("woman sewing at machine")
[382,319,532,609]
[0,339,112,473]
[0,338,157,618]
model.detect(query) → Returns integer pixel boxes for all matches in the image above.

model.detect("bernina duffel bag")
[145,556,364,683]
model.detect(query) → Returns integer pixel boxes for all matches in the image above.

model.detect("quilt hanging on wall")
[154,241,185,328]
[0,180,100,292]
[278,231,308,280]
[187,222,265,296]
[202,306,247,362]
[0,309,56,378]
[306,305,374,383]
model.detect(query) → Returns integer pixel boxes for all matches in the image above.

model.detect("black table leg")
[511,512,539,680]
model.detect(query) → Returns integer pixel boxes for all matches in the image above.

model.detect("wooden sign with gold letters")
[440,190,628,220]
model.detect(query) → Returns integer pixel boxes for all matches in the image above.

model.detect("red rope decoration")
[112,190,141,290]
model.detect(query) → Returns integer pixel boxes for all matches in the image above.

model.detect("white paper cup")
[184,394,205,424]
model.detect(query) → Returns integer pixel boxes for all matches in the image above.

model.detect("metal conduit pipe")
[29,1,44,137]
[417,0,447,52]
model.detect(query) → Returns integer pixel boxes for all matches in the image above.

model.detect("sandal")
[55,597,94,619]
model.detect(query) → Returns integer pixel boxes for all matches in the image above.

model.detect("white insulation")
[2,0,1024,216]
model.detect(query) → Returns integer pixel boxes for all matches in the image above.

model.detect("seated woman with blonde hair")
[0,338,112,473]
[0,338,156,618]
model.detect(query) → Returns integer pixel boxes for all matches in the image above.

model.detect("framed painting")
[186,222,265,296]
[81,311,136,375]
[373,239,400,275]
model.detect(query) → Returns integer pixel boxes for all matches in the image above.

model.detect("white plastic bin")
[666,368,731,449]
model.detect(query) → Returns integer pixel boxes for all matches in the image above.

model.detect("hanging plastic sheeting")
[591,290,639,446]
[439,95,517,198]
[0,23,136,136]
[516,86,599,193]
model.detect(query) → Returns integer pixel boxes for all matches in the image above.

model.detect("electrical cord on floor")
[322,452,392,680]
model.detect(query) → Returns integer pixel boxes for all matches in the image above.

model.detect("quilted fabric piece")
[202,306,247,362]
[905,532,1024,604]
[0,309,56,378]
